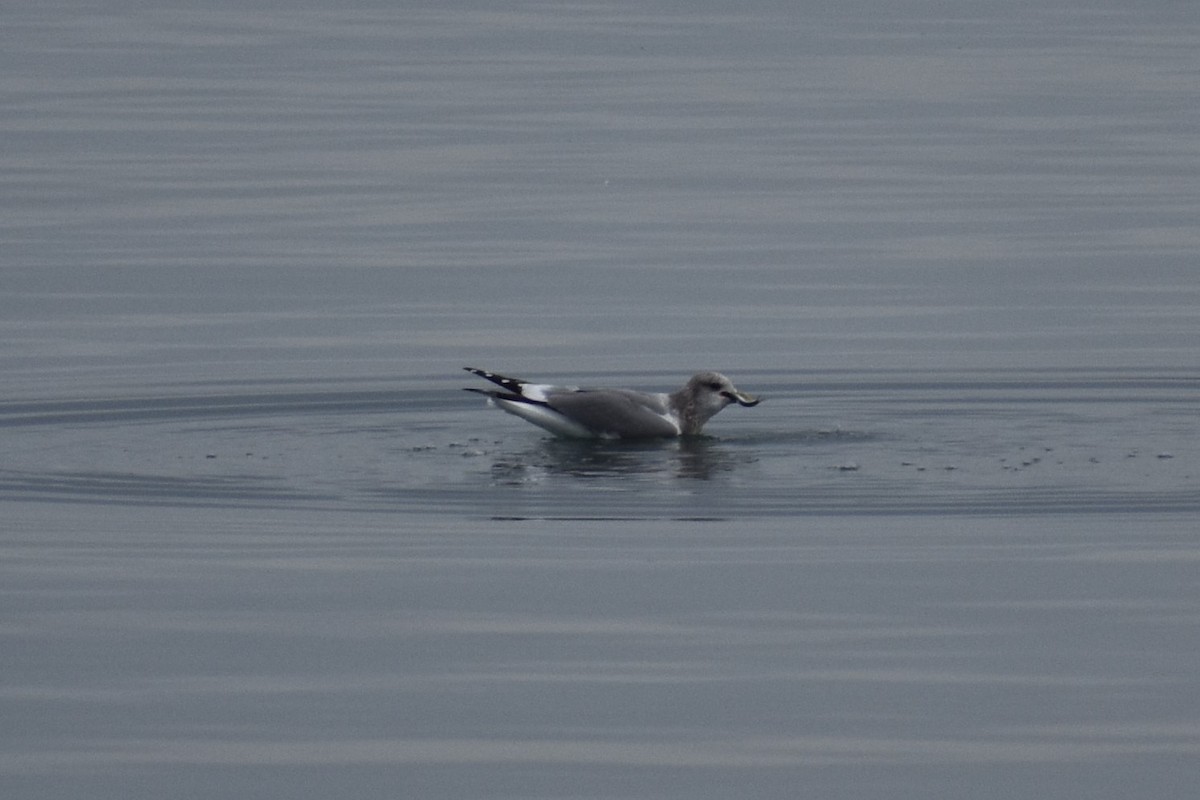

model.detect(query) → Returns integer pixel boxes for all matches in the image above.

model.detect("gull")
[463,367,760,439]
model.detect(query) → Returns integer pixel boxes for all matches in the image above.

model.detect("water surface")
[3,2,1199,798]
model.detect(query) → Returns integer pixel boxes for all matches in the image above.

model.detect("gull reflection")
[488,436,752,483]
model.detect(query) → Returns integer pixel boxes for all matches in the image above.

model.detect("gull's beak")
[724,389,760,407]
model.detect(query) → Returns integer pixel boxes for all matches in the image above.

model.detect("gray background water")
[3,2,1199,798]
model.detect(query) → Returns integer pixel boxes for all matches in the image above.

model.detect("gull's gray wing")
[546,389,679,438]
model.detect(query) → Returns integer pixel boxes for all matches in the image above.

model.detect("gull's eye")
[707,381,723,391]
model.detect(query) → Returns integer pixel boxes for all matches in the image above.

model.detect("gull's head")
[671,372,761,435]
[688,371,760,409]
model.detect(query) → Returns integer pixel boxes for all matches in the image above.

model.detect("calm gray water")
[3,2,1199,798]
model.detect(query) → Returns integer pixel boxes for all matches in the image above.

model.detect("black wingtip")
[464,368,529,394]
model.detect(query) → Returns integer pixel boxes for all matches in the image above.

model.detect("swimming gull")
[463,367,760,439]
